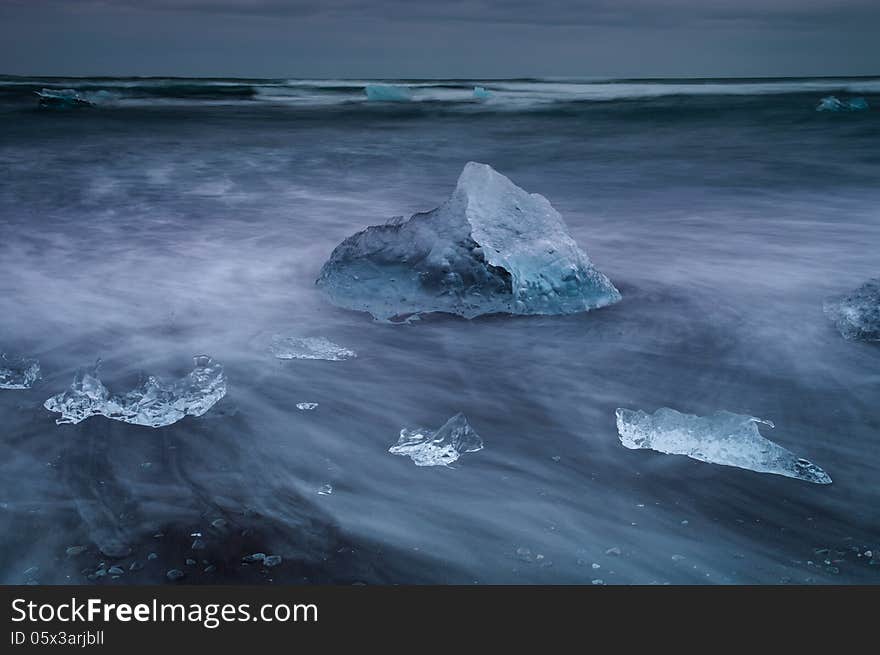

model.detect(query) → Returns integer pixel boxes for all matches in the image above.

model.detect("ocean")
[0,76,878,584]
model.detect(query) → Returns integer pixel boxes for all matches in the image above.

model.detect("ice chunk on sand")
[44,355,226,427]
[364,84,411,102]
[269,336,356,361]
[615,407,831,484]
[473,86,492,100]
[824,278,880,341]
[0,354,40,390]
[816,96,869,112]
[296,402,319,411]
[389,413,483,467]
[317,162,621,321]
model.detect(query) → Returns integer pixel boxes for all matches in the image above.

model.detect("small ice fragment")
[166,569,185,581]
[65,546,87,557]
[0,353,40,390]
[591,579,605,585]
[389,413,483,467]
[108,566,124,576]
[317,162,620,321]
[847,97,869,110]
[242,553,266,563]
[317,483,333,495]
[364,84,411,102]
[264,555,282,568]
[296,402,319,411]
[473,86,492,100]
[671,554,686,562]
[605,547,621,556]
[43,355,226,427]
[99,542,131,559]
[615,407,831,484]
[591,563,601,570]
[824,278,880,341]
[269,336,356,361]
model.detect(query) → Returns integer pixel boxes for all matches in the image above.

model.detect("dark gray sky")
[1,0,878,78]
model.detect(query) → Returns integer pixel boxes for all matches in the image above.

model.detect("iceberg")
[364,84,411,102]
[473,86,492,100]
[824,278,880,341]
[816,96,869,112]
[317,162,621,321]
[389,413,483,467]
[0,353,40,390]
[269,336,356,361]
[35,88,95,109]
[44,355,226,427]
[615,407,831,484]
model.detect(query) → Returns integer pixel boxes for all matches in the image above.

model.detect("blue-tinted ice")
[816,96,869,112]
[615,407,831,484]
[823,278,880,341]
[473,86,492,100]
[389,413,483,467]
[364,84,411,102]
[317,162,621,321]
[43,355,226,427]
[0,353,40,390]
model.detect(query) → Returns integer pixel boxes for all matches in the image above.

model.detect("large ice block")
[317,162,621,321]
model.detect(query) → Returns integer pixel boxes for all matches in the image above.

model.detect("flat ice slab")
[389,413,484,467]
[824,278,880,341]
[0,353,40,390]
[615,407,831,484]
[269,336,356,361]
[44,355,227,427]
[317,162,620,321]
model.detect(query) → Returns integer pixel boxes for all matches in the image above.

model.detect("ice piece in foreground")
[317,162,621,321]
[296,402,319,411]
[816,96,869,112]
[0,354,40,390]
[43,355,226,427]
[389,413,483,467]
[364,84,411,102]
[269,336,356,361]
[473,86,492,100]
[615,407,831,484]
[823,278,880,341]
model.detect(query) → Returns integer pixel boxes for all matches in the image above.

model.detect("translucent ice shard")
[823,278,880,341]
[269,336,356,361]
[615,407,831,484]
[296,402,319,411]
[473,86,492,100]
[389,413,483,467]
[0,353,40,390]
[317,162,621,321]
[816,96,869,112]
[43,355,226,427]
[364,84,411,102]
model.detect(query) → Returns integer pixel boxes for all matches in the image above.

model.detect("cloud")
[7,0,880,27]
